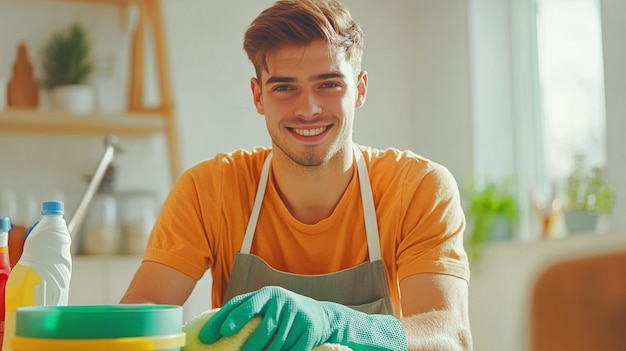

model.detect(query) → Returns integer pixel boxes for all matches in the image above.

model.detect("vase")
[7,44,39,108]
[564,210,598,234]
[49,84,95,114]
[488,214,513,241]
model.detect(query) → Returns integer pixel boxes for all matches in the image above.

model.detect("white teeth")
[293,127,326,136]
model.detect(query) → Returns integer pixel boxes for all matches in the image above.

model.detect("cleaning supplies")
[2,201,72,351]
[0,217,12,348]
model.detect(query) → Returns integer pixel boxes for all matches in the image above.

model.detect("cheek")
[340,93,357,113]
[256,92,283,116]
[263,94,296,114]
[260,103,287,126]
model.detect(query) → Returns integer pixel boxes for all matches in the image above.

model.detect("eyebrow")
[265,72,345,85]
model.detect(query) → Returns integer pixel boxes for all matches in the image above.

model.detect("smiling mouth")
[291,126,328,137]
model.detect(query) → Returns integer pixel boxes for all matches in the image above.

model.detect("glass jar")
[118,190,156,255]
[82,165,120,255]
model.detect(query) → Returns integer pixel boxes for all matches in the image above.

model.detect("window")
[468,0,607,239]
[536,0,606,186]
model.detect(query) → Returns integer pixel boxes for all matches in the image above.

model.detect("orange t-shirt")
[144,145,470,315]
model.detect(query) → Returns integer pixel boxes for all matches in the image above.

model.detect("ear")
[355,70,368,108]
[251,77,265,115]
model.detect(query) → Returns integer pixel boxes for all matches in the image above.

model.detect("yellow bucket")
[12,334,186,351]
[12,305,185,351]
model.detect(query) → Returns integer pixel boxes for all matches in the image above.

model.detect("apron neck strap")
[353,143,382,261]
[240,152,272,254]
[241,144,382,262]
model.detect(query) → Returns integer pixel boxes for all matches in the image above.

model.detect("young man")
[121,1,472,350]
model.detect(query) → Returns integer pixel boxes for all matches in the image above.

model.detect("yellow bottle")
[3,266,41,351]
[0,217,13,349]
[2,201,72,351]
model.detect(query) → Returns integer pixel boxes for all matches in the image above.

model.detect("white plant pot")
[49,84,95,115]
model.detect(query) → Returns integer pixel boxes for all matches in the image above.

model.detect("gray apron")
[223,144,394,315]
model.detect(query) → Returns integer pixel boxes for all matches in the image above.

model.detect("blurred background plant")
[40,22,94,90]
[563,153,614,214]
[562,153,615,233]
[462,176,519,265]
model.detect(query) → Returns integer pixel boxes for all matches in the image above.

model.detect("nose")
[294,89,322,118]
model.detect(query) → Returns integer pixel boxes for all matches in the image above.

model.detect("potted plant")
[463,176,519,265]
[562,153,615,233]
[41,22,95,114]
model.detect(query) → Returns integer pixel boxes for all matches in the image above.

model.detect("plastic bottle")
[0,217,12,348]
[2,201,72,351]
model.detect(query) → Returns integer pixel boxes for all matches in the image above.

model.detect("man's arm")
[199,273,470,350]
[120,261,197,305]
[399,273,472,351]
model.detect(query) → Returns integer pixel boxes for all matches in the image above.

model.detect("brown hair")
[243,0,364,79]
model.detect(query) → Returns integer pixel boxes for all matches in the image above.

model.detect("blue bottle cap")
[42,201,64,215]
[1,216,11,233]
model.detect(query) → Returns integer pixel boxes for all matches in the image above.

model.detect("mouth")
[291,126,328,137]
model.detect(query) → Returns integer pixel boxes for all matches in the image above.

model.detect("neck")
[271,146,354,225]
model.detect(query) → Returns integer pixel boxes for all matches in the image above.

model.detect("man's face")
[251,40,367,167]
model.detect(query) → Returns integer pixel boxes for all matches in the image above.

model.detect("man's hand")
[199,286,407,351]
[200,286,332,350]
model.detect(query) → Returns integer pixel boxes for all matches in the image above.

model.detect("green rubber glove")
[199,286,407,351]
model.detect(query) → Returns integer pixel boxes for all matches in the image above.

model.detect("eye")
[272,85,294,92]
[320,82,340,89]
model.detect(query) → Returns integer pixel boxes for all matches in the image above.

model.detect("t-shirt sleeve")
[142,162,216,281]
[396,162,470,282]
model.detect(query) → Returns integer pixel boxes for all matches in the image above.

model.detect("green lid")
[15,305,182,339]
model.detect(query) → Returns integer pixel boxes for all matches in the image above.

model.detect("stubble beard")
[271,132,347,168]
[273,142,330,167]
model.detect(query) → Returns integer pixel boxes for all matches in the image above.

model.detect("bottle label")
[3,265,41,351]
[5,264,41,312]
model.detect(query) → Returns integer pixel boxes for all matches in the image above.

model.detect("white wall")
[410,0,474,180]
[161,0,271,169]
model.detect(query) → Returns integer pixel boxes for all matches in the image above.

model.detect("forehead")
[262,40,354,80]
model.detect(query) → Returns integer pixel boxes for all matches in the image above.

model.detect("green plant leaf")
[462,175,519,265]
[41,22,94,89]
[563,153,614,214]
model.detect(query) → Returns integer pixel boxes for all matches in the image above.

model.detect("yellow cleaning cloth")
[182,308,353,351]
